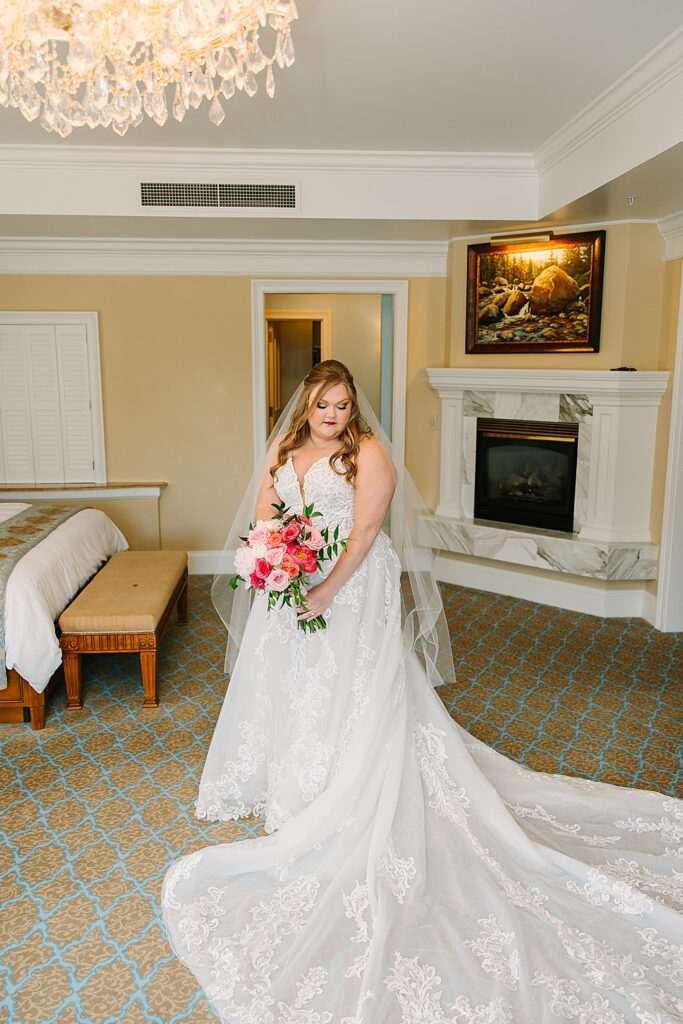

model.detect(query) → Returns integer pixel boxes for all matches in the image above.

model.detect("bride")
[162,360,682,1024]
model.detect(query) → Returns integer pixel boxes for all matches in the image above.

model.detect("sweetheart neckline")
[287,453,332,505]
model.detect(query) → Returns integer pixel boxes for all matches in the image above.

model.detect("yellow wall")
[265,292,382,415]
[445,224,679,549]
[0,224,677,582]
[0,275,446,550]
[447,223,667,370]
[0,276,253,550]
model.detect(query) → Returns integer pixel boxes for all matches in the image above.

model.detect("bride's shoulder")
[356,434,393,474]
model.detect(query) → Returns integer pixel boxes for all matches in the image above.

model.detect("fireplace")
[474,418,579,532]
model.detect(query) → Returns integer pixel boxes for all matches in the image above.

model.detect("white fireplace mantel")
[426,368,670,403]
[425,368,670,552]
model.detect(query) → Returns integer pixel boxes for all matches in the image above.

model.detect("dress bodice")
[274,454,355,533]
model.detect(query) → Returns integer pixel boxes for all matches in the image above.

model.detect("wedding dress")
[162,452,683,1024]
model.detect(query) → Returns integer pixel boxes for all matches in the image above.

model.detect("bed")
[1,502,128,728]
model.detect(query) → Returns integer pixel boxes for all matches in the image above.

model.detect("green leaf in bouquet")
[334,525,339,540]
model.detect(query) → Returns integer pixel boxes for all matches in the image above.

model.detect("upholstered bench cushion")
[59,551,188,634]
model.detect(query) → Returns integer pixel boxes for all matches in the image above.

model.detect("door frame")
[251,280,409,463]
[265,308,333,361]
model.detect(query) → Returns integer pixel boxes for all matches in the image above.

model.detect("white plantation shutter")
[26,324,65,483]
[0,315,104,485]
[0,326,34,483]
[55,325,95,483]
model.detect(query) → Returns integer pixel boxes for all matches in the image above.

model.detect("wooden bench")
[58,550,188,710]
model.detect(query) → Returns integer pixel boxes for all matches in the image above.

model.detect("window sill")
[0,482,167,500]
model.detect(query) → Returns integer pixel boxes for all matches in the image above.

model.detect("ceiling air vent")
[140,182,297,209]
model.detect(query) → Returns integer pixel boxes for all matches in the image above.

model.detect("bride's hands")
[296,582,333,621]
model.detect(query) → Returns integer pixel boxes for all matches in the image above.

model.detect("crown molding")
[447,217,659,246]
[0,27,682,227]
[0,143,538,220]
[0,235,449,277]
[535,25,683,176]
[0,143,536,177]
[658,210,683,260]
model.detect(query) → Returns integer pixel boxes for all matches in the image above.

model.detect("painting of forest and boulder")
[466,231,606,354]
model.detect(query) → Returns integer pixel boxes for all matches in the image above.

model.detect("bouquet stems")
[297,614,326,634]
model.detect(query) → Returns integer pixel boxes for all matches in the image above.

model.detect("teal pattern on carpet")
[0,576,680,1022]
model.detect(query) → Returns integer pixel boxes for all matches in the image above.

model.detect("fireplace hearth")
[474,418,579,532]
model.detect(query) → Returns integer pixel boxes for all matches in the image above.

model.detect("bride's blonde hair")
[271,360,373,485]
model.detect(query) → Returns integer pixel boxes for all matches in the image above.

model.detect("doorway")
[252,279,408,464]
[265,309,332,433]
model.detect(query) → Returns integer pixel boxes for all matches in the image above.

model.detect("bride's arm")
[297,437,396,621]
[254,438,283,522]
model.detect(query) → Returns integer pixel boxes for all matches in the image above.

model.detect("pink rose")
[282,521,302,543]
[248,524,269,546]
[264,544,286,566]
[234,545,256,576]
[266,569,290,592]
[306,528,324,551]
[254,557,271,579]
[249,572,265,590]
[267,531,283,546]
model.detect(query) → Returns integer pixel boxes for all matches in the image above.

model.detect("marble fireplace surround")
[423,369,670,582]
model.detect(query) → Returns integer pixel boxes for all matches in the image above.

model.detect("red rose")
[250,572,265,590]
[254,558,271,578]
[282,521,302,542]
[303,549,318,573]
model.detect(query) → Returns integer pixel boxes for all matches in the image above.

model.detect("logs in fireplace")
[474,418,579,532]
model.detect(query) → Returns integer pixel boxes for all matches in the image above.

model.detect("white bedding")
[0,502,30,524]
[3,506,128,692]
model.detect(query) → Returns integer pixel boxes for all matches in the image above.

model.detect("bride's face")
[307,382,353,442]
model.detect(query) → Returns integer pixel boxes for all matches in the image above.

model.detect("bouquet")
[229,500,348,633]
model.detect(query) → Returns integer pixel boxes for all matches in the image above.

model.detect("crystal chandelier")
[0,1,298,137]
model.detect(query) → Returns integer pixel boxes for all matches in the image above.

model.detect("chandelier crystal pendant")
[0,1,298,137]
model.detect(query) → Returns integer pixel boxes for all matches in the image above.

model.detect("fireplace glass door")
[474,418,579,532]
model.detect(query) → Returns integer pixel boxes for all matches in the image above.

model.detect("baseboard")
[188,550,225,574]
[435,553,656,621]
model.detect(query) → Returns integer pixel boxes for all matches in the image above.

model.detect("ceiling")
[1,0,682,152]
[1,1,683,239]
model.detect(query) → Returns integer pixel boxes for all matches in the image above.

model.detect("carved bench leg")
[63,650,83,710]
[177,579,189,624]
[140,651,158,707]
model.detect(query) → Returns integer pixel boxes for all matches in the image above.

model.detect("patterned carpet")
[0,576,681,1024]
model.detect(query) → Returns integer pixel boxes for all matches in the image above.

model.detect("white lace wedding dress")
[162,454,683,1024]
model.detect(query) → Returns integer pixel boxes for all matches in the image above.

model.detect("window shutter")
[55,324,96,483]
[27,324,65,484]
[0,326,34,483]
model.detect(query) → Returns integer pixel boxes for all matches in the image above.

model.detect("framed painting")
[465,230,606,354]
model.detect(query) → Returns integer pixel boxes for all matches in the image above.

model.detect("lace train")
[162,455,683,1024]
